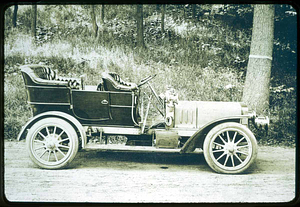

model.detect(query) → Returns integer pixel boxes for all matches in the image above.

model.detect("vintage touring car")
[17,64,269,174]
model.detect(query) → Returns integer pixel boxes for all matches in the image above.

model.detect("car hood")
[174,101,246,129]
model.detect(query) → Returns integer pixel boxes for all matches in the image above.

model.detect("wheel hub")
[225,142,236,155]
[45,136,58,150]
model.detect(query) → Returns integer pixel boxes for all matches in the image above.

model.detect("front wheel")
[203,122,257,174]
[26,117,79,169]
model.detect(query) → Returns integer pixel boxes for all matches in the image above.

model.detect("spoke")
[232,132,237,143]
[34,139,45,144]
[53,150,58,162]
[237,145,249,149]
[38,132,47,140]
[212,149,225,153]
[53,126,57,135]
[226,131,231,142]
[218,135,227,144]
[213,142,225,148]
[230,154,235,167]
[236,150,248,156]
[58,144,70,149]
[34,146,45,151]
[58,138,70,143]
[57,130,65,139]
[235,137,245,145]
[234,153,243,164]
[57,148,66,157]
[46,126,50,136]
[224,154,229,166]
[47,150,51,162]
[39,149,48,158]
[216,152,226,161]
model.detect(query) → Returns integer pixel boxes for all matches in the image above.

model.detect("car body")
[18,64,269,174]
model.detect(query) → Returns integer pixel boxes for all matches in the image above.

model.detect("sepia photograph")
[3,3,297,204]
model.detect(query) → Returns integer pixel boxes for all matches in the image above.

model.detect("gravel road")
[4,140,296,203]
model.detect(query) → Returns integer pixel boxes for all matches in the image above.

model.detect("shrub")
[3,5,297,147]
[4,71,32,139]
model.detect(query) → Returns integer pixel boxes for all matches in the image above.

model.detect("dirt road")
[4,140,296,203]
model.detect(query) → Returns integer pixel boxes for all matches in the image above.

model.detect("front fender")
[17,111,87,148]
[180,115,249,153]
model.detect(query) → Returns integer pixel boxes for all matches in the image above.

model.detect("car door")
[71,90,111,120]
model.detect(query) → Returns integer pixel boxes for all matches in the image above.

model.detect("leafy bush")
[4,69,32,139]
[247,80,296,148]
[3,5,297,147]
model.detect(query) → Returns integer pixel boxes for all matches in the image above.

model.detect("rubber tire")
[26,117,79,169]
[203,122,258,174]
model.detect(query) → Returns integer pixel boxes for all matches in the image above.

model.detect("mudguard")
[180,115,250,153]
[17,111,87,148]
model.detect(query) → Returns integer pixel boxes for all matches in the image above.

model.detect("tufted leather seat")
[101,72,137,92]
[20,64,81,89]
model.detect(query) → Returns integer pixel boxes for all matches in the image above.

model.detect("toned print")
[4,4,296,203]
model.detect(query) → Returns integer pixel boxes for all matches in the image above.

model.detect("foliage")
[253,84,296,147]
[4,69,32,139]
[3,4,297,147]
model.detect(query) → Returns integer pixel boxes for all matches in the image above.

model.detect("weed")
[4,5,297,147]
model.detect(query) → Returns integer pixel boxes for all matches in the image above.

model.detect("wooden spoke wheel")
[26,117,78,169]
[203,122,258,174]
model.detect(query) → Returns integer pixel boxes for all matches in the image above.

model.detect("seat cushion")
[102,72,137,92]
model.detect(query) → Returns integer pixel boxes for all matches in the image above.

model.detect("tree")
[31,4,37,38]
[161,4,166,33]
[90,5,98,38]
[100,4,104,24]
[192,4,196,22]
[242,4,275,115]
[13,4,18,28]
[136,4,145,48]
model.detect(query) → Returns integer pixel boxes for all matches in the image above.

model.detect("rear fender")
[17,111,87,148]
[180,116,249,153]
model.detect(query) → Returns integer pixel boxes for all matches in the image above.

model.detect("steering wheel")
[138,74,157,87]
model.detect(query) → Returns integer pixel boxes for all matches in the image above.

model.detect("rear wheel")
[203,122,257,174]
[26,117,79,169]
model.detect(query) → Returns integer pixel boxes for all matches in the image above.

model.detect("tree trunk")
[161,4,165,33]
[13,4,18,28]
[98,4,105,43]
[192,4,196,22]
[90,5,98,38]
[31,5,37,38]
[242,4,275,115]
[100,4,104,24]
[136,4,145,48]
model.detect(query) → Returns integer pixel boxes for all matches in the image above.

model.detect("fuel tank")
[174,101,246,129]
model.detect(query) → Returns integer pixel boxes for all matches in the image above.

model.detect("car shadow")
[69,150,207,170]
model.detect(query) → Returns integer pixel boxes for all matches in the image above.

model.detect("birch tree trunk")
[242,4,275,115]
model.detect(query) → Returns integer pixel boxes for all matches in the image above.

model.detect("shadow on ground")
[70,150,206,169]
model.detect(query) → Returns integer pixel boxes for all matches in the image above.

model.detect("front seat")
[101,72,137,92]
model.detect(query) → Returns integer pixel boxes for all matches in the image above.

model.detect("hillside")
[3,4,297,146]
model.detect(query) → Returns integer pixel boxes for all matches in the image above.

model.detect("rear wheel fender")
[17,111,86,148]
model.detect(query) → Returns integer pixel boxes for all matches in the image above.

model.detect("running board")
[83,143,203,154]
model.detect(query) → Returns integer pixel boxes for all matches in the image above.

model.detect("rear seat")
[20,64,81,89]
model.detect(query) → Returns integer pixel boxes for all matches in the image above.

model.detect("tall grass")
[4,11,296,147]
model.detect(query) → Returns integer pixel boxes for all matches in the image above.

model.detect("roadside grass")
[4,15,296,147]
